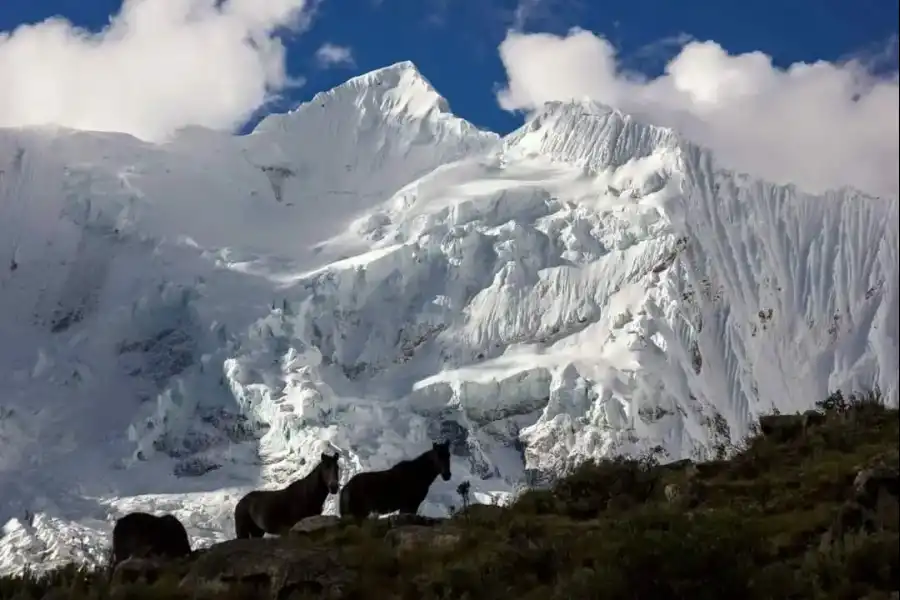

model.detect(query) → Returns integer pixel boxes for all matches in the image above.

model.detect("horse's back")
[234,490,263,526]
[114,511,156,529]
[112,512,188,564]
[113,511,157,544]
[343,468,418,516]
[158,515,191,554]
[235,488,263,508]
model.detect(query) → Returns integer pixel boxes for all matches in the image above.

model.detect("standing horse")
[234,452,341,538]
[110,512,192,568]
[339,441,451,519]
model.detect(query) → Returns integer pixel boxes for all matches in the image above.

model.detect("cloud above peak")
[315,43,355,68]
[497,28,899,198]
[0,0,319,142]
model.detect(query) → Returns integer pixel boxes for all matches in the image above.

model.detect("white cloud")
[315,42,355,69]
[0,0,321,142]
[497,28,900,198]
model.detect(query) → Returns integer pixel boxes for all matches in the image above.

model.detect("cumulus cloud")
[497,28,900,198]
[0,0,320,142]
[315,42,355,68]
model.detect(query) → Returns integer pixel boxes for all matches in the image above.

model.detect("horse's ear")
[432,441,438,450]
[321,452,329,462]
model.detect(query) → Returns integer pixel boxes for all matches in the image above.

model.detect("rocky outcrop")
[110,556,177,587]
[289,515,342,535]
[106,513,455,599]
[821,463,899,549]
[179,537,356,599]
[758,409,827,443]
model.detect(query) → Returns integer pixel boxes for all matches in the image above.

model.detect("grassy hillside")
[1,390,897,600]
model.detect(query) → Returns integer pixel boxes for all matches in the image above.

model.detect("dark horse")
[234,452,341,538]
[339,441,452,519]
[110,512,192,567]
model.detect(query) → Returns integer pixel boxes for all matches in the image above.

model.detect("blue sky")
[1,0,896,135]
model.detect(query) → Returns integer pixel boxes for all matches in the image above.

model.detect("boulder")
[664,483,681,504]
[179,537,354,599]
[110,556,172,587]
[662,481,701,509]
[758,414,805,442]
[821,464,899,549]
[800,409,827,432]
[853,465,899,503]
[289,515,342,536]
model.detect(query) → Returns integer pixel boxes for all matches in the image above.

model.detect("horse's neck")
[287,467,319,493]
[400,453,438,484]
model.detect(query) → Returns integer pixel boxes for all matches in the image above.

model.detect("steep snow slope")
[1,65,897,574]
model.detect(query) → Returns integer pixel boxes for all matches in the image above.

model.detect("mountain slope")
[0,66,896,574]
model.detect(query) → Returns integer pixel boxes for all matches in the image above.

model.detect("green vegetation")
[1,390,897,600]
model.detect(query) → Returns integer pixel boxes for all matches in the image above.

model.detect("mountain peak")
[341,60,450,118]
[252,61,452,134]
[353,60,423,82]
[247,61,496,178]
[502,98,682,170]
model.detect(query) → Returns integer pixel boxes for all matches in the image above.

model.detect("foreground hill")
[0,60,897,571]
[1,391,897,599]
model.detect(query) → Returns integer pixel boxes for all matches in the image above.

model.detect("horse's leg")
[246,520,266,538]
[237,511,265,538]
[341,502,368,525]
[339,484,366,523]
[398,493,425,516]
[246,503,268,538]
[235,496,265,539]
[235,516,252,539]
[234,506,248,539]
[272,521,295,536]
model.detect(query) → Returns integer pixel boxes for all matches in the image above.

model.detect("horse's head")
[319,452,341,494]
[430,440,452,481]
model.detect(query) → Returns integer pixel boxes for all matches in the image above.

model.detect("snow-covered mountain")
[0,61,896,574]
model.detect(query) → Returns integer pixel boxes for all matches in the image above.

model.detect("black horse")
[234,452,341,538]
[110,512,192,567]
[339,441,452,519]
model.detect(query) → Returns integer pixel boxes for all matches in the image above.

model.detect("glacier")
[0,60,897,574]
